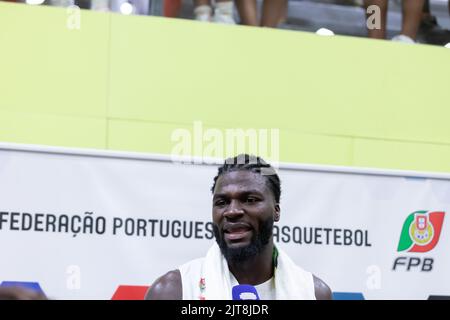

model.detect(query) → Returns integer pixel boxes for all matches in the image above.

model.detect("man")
[235,0,288,28]
[418,0,450,45]
[364,0,425,43]
[193,0,235,24]
[146,154,332,300]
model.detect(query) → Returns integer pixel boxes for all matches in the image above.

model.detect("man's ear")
[274,204,280,222]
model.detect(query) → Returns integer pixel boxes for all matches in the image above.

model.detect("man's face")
[212,170,280,262]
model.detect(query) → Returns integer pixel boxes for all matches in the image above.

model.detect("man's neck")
[227,242,274,286]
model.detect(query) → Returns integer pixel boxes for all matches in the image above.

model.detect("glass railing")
[2,0,449,47]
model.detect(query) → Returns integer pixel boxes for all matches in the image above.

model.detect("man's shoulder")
[145,269,182,300]
[312,275,333,300]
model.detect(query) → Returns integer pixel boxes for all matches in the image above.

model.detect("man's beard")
[213,218,273,263]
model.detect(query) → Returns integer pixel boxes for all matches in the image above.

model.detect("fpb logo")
[393,211,445,272]
[397,211,445,253]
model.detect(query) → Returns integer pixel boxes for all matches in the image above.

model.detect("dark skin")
[146,171,332,300]
[0,287,47,300]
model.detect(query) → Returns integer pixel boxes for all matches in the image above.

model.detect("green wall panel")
[1,2,450,173]
[0,109,106,148]
[0,2,110,118]
[353,138,450,172]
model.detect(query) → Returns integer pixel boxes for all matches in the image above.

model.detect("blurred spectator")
[110,0,149,15]
[364,0,425,43]
[49,0,74,6]
[90,0,109,11]
[193,0,235,24]
[0,287,47,300]
[418,0,450,45]
[45,0,149,15]
[235,0,288,27]
[164,0,182,17]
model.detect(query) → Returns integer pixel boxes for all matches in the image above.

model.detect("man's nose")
[223,200,244,219]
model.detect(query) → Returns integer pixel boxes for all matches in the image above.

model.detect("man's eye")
[215,200,226,206]
[245,197,258,204]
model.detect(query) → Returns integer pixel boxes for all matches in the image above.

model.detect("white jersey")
[178,244,316,300]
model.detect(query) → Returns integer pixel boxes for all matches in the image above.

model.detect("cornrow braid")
[211,154,281,203]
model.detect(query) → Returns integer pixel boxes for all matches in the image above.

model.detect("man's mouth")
[223,224,253,241]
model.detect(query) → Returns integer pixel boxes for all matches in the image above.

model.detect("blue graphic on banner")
[332,292,365,300]
[0,281,45,295]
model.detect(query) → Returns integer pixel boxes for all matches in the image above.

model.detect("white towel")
[179,243,316,300]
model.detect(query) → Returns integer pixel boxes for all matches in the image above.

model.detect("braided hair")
[211,154,281,203]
